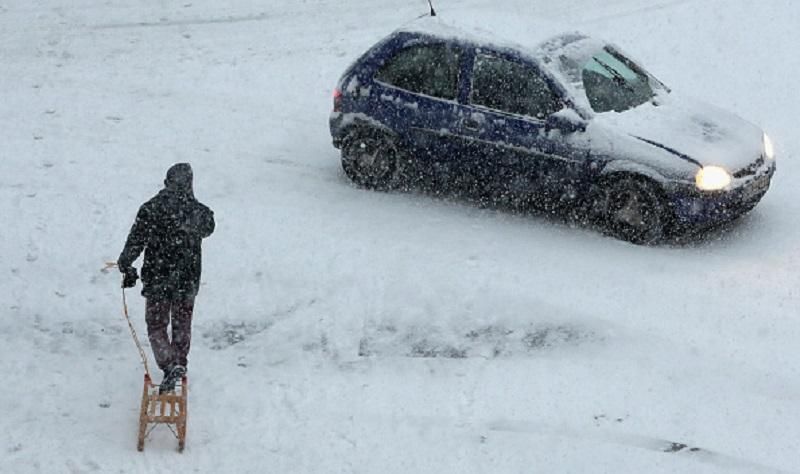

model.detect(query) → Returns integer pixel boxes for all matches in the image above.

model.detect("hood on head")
[164,163,193,193]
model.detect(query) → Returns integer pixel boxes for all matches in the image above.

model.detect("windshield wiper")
[592,57,636,93]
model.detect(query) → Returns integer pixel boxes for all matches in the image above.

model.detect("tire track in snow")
[92,12,273,30]
[489,419,794,474]
[87,0,426,31]
[325,409,793,473]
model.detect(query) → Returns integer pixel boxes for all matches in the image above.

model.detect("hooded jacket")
[118,164,215,299]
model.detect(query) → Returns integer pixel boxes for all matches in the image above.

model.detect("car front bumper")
[670,160,776,227]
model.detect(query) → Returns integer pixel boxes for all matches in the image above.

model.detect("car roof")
[396,13,586,60]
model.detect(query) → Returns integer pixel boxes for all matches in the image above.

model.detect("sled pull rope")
[105,261,152,378]
[122,287,152,378]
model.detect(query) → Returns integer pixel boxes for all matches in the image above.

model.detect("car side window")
[375,43,460,100]
[471,53,562,119]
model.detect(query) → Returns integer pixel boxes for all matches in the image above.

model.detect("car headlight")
[763,133,775,160]
[695,166,731,191]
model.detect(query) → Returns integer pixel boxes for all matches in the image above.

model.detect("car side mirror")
[545,110,587,134]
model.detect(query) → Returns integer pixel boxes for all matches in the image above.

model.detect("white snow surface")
[2,1,800,473]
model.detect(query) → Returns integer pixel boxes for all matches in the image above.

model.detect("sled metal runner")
[137,373,188,452]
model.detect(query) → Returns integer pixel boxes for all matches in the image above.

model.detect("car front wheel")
[596,177,671,245]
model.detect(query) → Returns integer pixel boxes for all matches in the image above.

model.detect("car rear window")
[375,43,461,100]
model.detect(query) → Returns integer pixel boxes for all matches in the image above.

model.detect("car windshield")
[582,47,655,113]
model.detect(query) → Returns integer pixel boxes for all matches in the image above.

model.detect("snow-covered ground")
[2,0,799,472]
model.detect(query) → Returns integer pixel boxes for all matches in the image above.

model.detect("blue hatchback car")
[329,17,776,244]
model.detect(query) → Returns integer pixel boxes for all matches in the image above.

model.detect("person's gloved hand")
[121,267,139,289]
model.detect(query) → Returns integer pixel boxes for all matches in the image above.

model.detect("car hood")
[593,94,764,172]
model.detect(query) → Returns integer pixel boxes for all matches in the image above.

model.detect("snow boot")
[159,365,186,394]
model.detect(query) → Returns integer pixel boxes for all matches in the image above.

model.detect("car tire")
[341,131,399,190]
[596,176,671,245]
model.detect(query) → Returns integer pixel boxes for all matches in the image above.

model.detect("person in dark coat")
[118,163,215,392]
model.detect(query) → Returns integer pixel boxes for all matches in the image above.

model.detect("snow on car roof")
[398,12,588,60]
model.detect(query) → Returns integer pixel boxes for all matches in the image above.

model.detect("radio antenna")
[427,0,437,16]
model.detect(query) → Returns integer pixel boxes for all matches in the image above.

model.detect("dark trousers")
[145,297,195,373]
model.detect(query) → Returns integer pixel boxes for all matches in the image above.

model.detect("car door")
[369,40,470,187]
[458,50,586,208]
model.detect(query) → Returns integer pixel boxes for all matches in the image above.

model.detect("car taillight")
[333,88,343,113]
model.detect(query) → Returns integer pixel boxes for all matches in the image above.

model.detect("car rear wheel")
[597,177,670,245]
[341,131,398,190]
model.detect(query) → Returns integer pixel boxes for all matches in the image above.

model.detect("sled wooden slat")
[136,374,188,453]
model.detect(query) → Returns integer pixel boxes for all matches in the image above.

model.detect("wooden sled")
[137,373,188,452]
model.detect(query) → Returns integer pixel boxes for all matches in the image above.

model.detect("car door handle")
[462,118,481,132]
